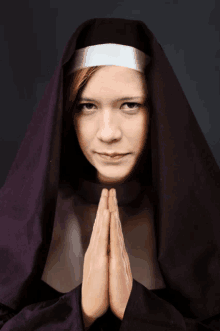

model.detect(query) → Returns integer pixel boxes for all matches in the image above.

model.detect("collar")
[76,178,142,206]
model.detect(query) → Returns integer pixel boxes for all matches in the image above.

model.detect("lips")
[95,152,130,162]
[96,152,129,157]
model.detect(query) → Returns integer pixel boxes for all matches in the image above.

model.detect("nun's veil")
[0,18,219,321]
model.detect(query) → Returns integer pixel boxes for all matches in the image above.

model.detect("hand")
[108,188,133,320]
[81,188,110,327]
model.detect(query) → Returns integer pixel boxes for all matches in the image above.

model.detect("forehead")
[81,66,147,97]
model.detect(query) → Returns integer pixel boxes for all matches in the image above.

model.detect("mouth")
[96,152,130,156]
[96,152,130,161]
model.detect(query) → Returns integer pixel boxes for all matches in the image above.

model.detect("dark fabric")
[36,280,64,302]
[0,17,219,329]
[0,304,16,329]
[75,177,143,206]
[0,282,220,330]
[74,18,151,55]
[0,284,85,331]
[120,280,220,331]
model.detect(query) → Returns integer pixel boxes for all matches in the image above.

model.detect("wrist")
[82,311,96,329]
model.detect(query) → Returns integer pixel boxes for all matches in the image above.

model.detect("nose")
[96,109,122,143]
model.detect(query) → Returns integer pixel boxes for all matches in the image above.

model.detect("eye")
[76,102,143,114]
[121,102,141,111]
[77,103,96,112]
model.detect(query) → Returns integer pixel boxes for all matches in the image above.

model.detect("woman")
[0,18,220,331]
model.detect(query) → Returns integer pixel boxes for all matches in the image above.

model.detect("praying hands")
[81,188,133,329]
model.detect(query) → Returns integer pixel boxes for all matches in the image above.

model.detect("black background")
[0,0,219,188]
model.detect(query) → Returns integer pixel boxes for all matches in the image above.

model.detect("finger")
[110,210,122,260]
[108,188,115,213]
[112,192,131,283]
[97,188,109,220]
[110,191,124,260]
[112,205,125,261]
[94,188,108,230]
[90,189,108,245]
[112,190,124,250]
[97,208,110,255]
[113,189,121,223]
[110,211,130,287]
[115,211,131,288]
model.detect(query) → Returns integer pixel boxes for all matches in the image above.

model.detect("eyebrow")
[78,96,145,102]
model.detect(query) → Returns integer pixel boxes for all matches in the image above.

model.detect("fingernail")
[102,188,107,196]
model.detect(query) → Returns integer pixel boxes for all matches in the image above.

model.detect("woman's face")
[73,66,149,185]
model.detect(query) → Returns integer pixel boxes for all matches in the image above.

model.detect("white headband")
[67,43,150,74]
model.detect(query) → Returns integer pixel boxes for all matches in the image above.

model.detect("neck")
[76,177,142,206]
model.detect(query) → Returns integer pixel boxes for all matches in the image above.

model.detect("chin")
[97,171,131,185]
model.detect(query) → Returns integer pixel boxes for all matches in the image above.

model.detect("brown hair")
[60,66,105,186]
[64,66,105,114]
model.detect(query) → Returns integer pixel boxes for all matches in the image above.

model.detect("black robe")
[0,18,220,330]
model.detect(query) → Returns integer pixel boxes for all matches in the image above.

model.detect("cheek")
[75,120,94,152]
[129,116,148,150]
